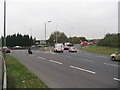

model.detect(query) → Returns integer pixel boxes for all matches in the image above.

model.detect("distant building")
[35,40,46,45]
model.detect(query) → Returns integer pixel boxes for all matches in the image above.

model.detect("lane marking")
[70,65,96,74]
[104,63,119,67]
[95,55,106,58]
[37,57,46,60]
[86,54,91,56]
[113,78,120,82]
[50,50,55,55]
[81,58,95,62]
[44,52,49,54]
[29,55,35,56]
[49,60,63,65]
[22,53,25,54]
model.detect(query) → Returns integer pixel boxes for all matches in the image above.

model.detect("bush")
[97,33,120,48]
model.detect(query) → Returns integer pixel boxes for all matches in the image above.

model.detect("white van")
[54,43,64,53]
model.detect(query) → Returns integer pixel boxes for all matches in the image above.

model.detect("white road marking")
[49,60,63,65]
[37,57,46,60]
[104,63,119,67]
[81,58,95,62]
[29,55,35,56]
[113,78,120,81]
[70,53,77,54]
[44,52,49,54]
[95,55,106,58]
[22,53,25,54]
[70,65,96,74]
[50,50,55,55]
[86,54,91,56]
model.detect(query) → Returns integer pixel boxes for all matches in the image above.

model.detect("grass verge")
[80,45,119,55]
[5,54,49,88]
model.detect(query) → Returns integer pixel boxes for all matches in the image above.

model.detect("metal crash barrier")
[2,54,7,90]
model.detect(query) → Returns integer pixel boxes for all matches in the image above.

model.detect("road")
[9,46,120,88]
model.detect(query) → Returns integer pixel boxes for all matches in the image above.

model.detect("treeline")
[1,33,35,47]
[97,33,120,48]
[48,31,87,45]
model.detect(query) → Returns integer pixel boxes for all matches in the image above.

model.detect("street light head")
[48,21,52,23]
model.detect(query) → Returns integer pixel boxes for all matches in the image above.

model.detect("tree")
[97,33,120,48]
[48,31,68,45]
[2,33,35,47]
[68,36,87,43]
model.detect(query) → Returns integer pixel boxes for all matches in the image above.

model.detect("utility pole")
[4,0,6,47]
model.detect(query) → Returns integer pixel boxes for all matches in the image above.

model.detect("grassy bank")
[80,45,119,55]
[5,54,49,88]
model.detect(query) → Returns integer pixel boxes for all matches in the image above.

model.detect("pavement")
[0,51,2,89]
[9,46,120,88]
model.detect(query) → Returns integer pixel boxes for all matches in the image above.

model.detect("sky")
[0,0,119,40]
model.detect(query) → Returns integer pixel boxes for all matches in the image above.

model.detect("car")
[64,43,74,50]
[54,43,64,53]
[5,48,11,53]
[2,48,11,53]
[69,47,77,53]
[111,51,120,61]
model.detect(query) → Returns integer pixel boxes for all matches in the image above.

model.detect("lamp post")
[4,0,6,47]
[45,21,52,44]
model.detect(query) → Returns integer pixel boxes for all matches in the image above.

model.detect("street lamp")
[45,21,52,44]
[4,0,6,47]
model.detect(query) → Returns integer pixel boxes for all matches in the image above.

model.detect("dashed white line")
[81,58,95,62]
[86,54,91,56]
[113,78,120,82]
[37,57,46,60]
[95,55,106,58]
[44,52,49,54]
[29,55,35,56]
[104,63,119,67]
[22,53,25,54]
[70,65,96,74]
[49,60,63,65]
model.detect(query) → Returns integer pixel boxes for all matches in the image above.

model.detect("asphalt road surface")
[9,47,120,88]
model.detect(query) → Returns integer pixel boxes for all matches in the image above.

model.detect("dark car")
[2,48,11,53]
[5,48,11,53]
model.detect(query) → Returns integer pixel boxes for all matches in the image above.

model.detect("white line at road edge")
[70,65,96,74]
[49,60,63,65]
[113,78,120,82]
[37,57,46,60]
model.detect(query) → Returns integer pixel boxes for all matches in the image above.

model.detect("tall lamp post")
[45,21,52,44]
[4,0,6,47]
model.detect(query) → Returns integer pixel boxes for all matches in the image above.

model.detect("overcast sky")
[0,0,119,40]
